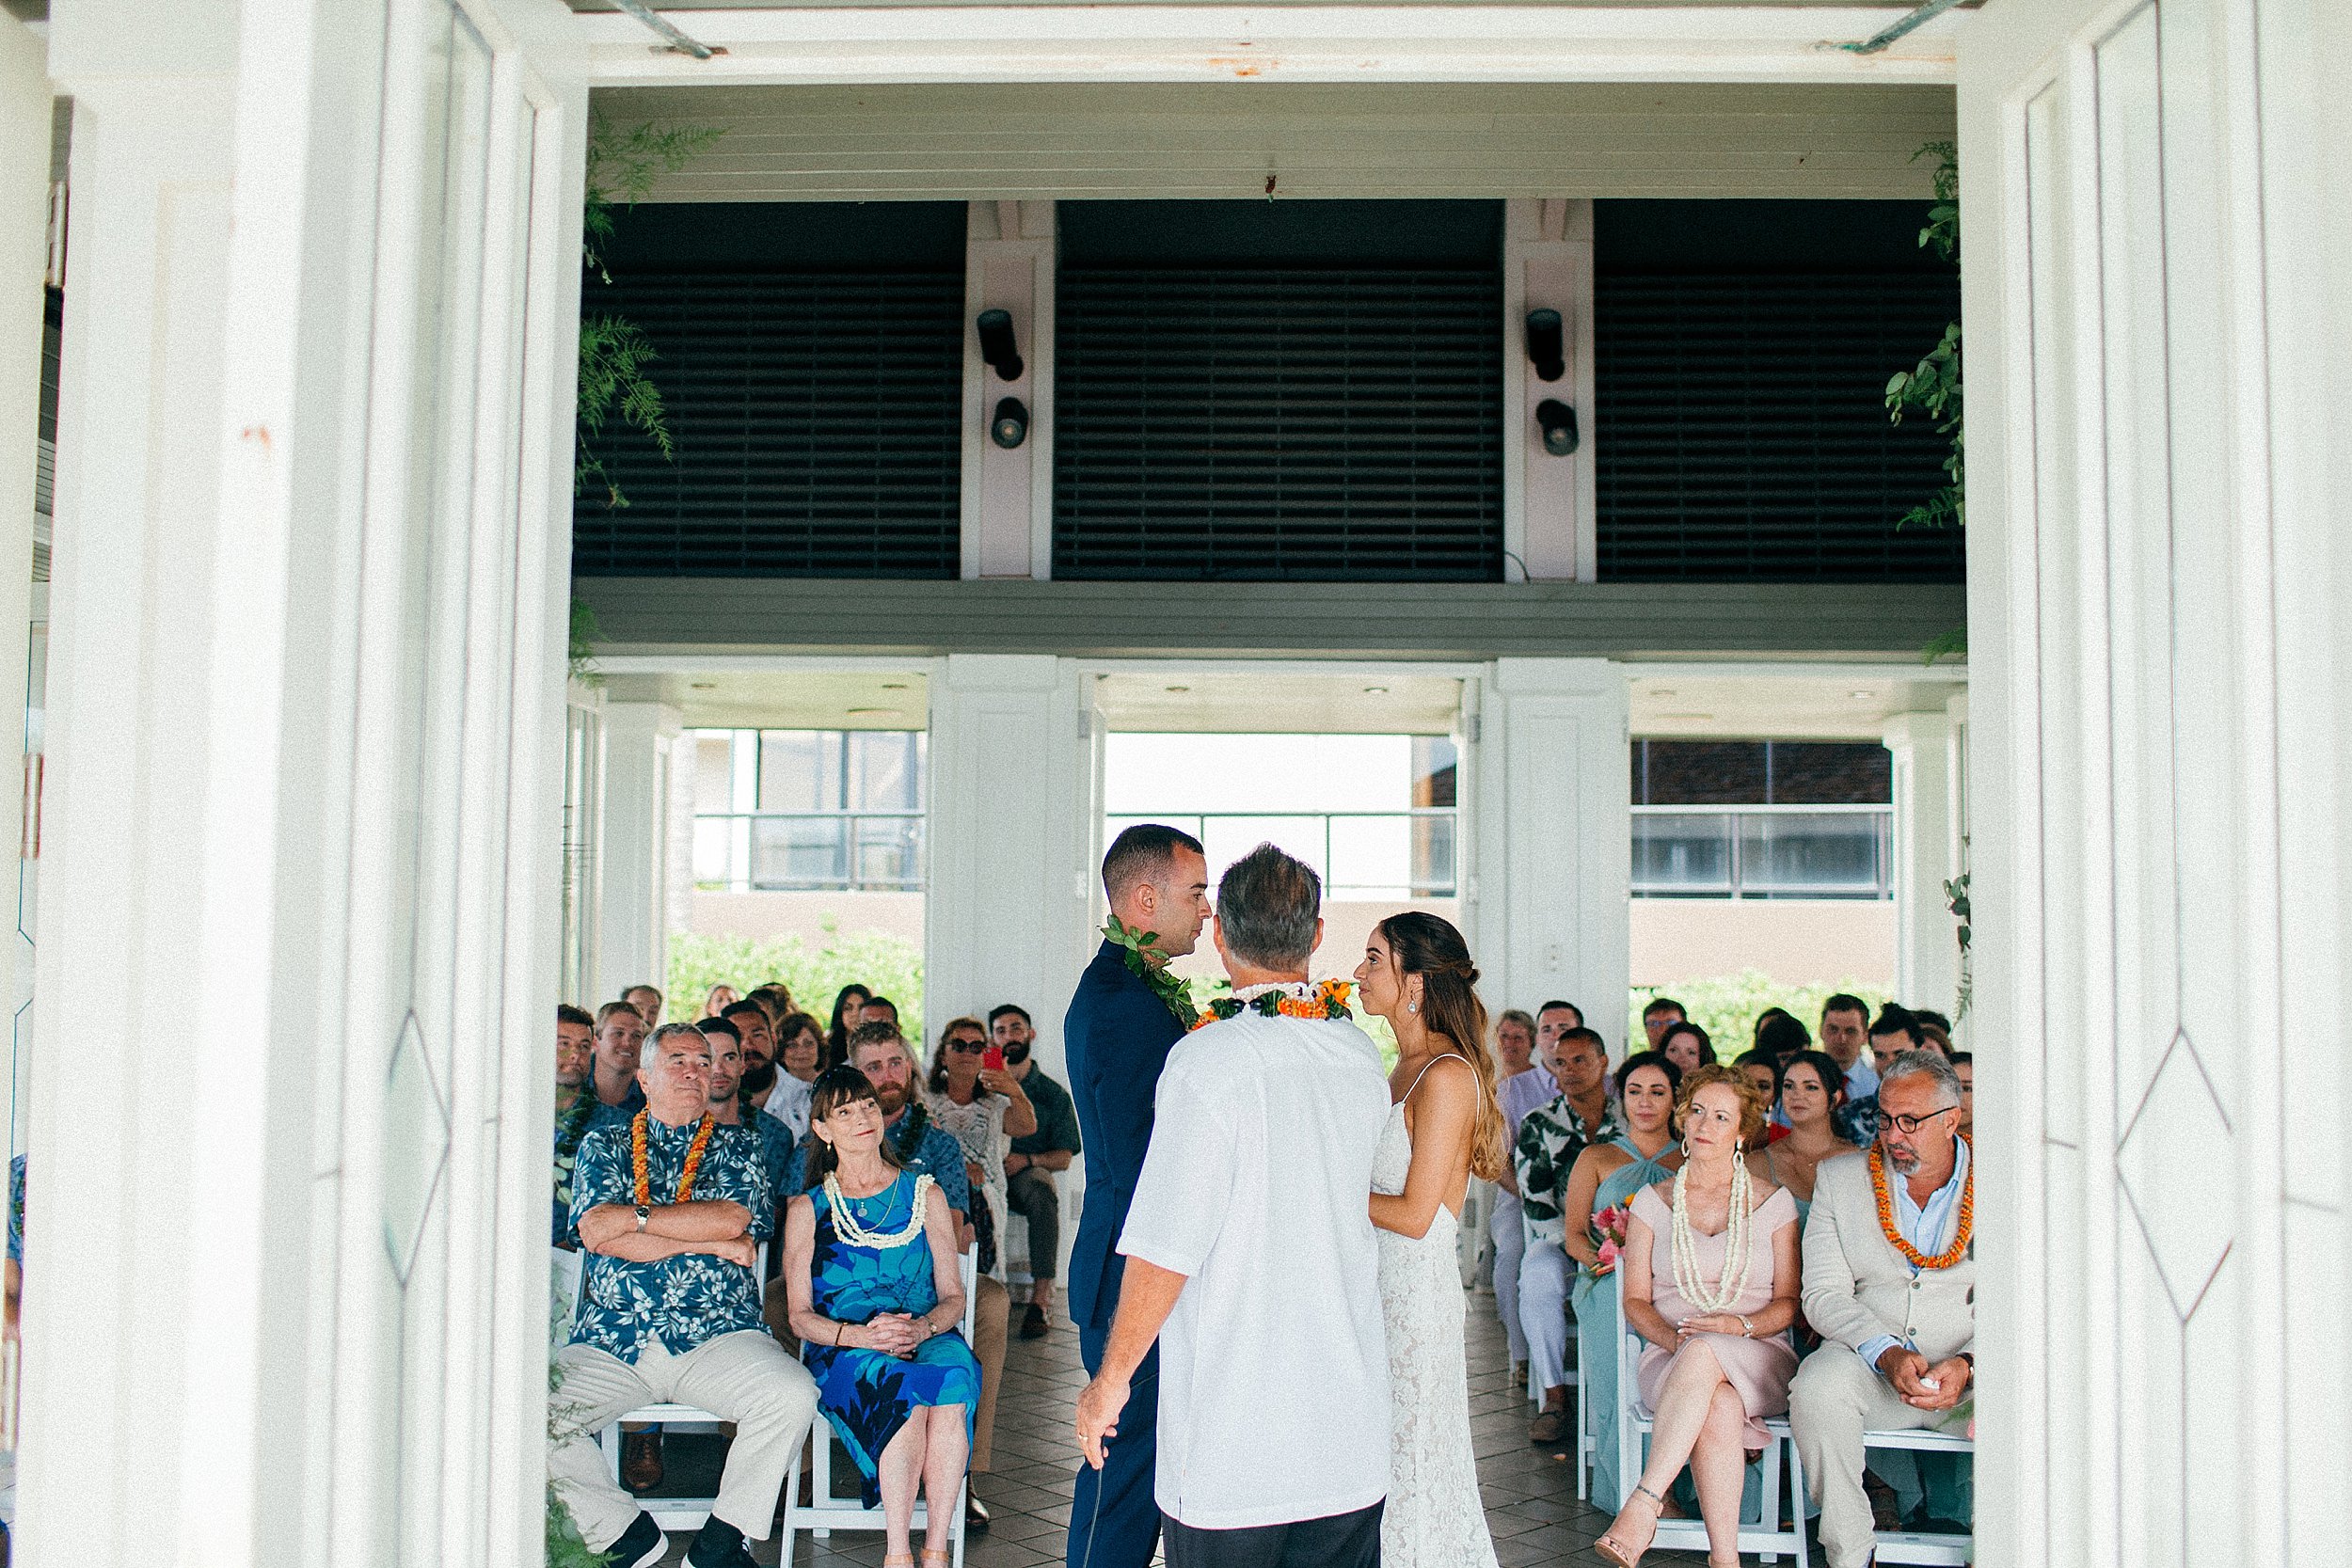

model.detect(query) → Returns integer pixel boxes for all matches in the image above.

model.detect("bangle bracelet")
[834,1323,845,1347]
[1740,1316,1756,1338]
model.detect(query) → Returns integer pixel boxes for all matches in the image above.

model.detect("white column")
[595,699,680,1008]
[1883,709,1960,1018]
[925,654,1091,1055]
[960,200,1055,579]
[1502,198,1597,582]
[0,19,41,1121]
[1471,658,1629,1054]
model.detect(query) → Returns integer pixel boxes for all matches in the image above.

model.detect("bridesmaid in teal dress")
[785,1068,981,1568]
[1563,1053,1683,1511]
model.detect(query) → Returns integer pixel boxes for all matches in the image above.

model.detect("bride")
[1357,911,1508,1568]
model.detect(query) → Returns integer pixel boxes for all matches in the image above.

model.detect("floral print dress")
[805,1171,982,1505]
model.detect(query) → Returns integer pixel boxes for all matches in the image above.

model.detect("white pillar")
[0,20,42,1137]
[594,699,680,1009]
[1471,658,1630,1055]
[1883,709,1961,1019]
[25,3,586,1564]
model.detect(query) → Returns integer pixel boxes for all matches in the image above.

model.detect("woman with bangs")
[783,1067,981,1568]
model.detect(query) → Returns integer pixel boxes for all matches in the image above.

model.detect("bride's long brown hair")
[1376,911,1509,1182]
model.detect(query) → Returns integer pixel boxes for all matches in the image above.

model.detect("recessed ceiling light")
[846,706,903,719]
[881,682,908,691]
[1363,685,1389,695]
[689,682,716,690]
[1166,685,1190,694]
[1849,690,1875,700]
[1651,689,1677,699]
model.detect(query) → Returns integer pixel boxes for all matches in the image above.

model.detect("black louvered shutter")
[1054,267,1502,580]
[1595,274,1963,581]
[571,272,963,577]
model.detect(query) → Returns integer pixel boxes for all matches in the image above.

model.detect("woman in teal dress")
[1563,1052,1683,1512]
[785,1067,981,1568]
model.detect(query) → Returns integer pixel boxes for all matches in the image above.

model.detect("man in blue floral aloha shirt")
[550,1022,818,1568]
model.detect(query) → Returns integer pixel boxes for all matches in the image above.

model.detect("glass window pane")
[1202,816,1327,886]
[692,816,733,884]
[1631,812,1734,893]
[852,816,924,889]
[756,731,823,812]
[1765,742,1892,805]
[694,733,733,815]
[850,731,921,812]
[1411,736,1458,808]
[1736,812,1884,893]
[1327,814,1411,896]
[1632,740,1768,806]
[749,816,848,889]
[1410,814,1456,896]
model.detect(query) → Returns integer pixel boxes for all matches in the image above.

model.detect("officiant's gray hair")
[1879,1049,1963,1107]
[1216,843,1322,970]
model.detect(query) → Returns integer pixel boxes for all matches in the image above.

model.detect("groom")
[1074,843,1391,1568]
[1063,824,1214,1568]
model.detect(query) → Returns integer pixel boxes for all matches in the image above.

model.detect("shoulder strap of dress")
[1403,1052,1473,1102]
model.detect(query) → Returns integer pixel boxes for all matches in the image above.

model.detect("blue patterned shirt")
[567,1114,771,1363]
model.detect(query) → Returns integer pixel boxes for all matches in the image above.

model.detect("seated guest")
[1758,1012,1811,1069]
[624,984,666,1031]
[927,1018,1041,1291]
[1516,1024,1621,1443]
[1748,1050,1859,1227]
[700,984,740,1020]
[1563,1052,1683,1509]
[550,1024,818,1568]
[703,1016,795,1205]
[863,994,902,1035]
[767,1009,827,1140]
[1788,1052,1975,1568]
[1818,994,1877,1102]
[1911,1008,1954,1055]
[1950,1051,1973,1136]
[1595,1066,1800,1568]
[748,981,796,1022]
[1640,996,1687,1051]
[825,985,872,1072]
[783,1067,980,1568]
[591,1000,650,1116]
[555,1003,629,1245]
[1731,1048,1788,1143]
[1661,1020,1717,1076]
[1752,1006,1796,1050]
[1840,1006,1927,1146]
[720,1000,787,1132]
[993,1003,1082,1338]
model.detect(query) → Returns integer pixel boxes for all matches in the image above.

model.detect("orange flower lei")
[1867,1134,1973,1270]
[632,1109,718,1207]
[1189,978,1356,1031]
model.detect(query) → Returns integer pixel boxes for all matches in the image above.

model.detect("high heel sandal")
[922,1547,954,1568]
[884,1553,917,1568]
[1593,1481,1667,1568]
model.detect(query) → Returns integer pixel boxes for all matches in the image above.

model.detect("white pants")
[550,1329,819,1549]
[1518,1240,1574,1394]
[1489,1194,1528,1363]
[1789,1348,1960,1568]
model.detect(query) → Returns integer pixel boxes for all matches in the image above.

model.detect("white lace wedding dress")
[1374,1066,1502,1568]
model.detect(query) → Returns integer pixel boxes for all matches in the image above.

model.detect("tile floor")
[644,1287,1719,1566]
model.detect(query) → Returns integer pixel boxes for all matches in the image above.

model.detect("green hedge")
[668,926,925,1041]
[1626,969,1890,1060]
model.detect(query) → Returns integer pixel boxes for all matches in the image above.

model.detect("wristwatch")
[634,1204,651,1233]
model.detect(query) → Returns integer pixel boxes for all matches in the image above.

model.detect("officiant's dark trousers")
[1070,1327,1161,1568]
[1161,1499,1383,1568]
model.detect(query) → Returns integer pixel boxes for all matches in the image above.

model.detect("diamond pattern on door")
[2115,1028,2233,1322]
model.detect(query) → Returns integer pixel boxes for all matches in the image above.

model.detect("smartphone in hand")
[982,1045,1006,1071]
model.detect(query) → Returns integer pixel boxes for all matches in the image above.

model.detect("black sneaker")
[605,1511,667,1568]
[686,1517,758,1568]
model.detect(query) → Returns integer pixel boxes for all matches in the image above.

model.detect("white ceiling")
[598,668,931,730]
[1626,672,1964,738]
[1097,671,1466,735]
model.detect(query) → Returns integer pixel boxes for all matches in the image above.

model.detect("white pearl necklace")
[823,1171,935,1251]
[1669,1152,1754,1315]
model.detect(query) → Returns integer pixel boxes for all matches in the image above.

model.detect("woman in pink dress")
[1595,1066,1801,1568]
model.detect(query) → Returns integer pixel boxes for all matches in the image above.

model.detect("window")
[694,729,927,892]
[1629,739,1890,899]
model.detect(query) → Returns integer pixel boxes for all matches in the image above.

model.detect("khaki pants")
[1788,1349,1958,1568]
[550,1330,818,1550]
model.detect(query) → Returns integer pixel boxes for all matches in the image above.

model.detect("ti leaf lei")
[1104,914,1198,1026]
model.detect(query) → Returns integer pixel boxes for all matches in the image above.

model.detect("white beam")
[581,7,1964,87]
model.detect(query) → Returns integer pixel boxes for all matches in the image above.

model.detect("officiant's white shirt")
[1118,1006,1392,1529]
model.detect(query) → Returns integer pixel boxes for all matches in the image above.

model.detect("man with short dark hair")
[1820,993,1877,1099]
[1839,1006,1924,1146]
[701,1016,793,1208]
[1062,823,1212,1568]
[555,1003,626,1245]
[1640,995,1686,1050]
[721,998,795,1128]
[1515,1024,1620,1442]
[993,1002,1081,1339]
[1950,1051,1973,1136]
[623,984,665,1031]
[550,1023,818,1568]
[1534,998,1582,1055]
[859,994,900,1033]
[592,1000,650,1117]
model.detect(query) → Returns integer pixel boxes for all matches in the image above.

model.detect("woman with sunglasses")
[924,1017,1038,1286]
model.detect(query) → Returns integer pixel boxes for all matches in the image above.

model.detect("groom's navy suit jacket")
[1064,938,1187,1336]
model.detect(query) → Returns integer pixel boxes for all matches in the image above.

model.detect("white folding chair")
[1613,1288,1806,1564]
[1859,1427,1975,1565]
[779,1247,980,1568]
[595,1243,771,1532]
[550,1244,585,1352]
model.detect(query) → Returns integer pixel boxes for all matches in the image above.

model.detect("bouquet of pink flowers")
[1587,1204,1630,1277]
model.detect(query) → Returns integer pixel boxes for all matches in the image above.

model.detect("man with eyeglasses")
[1789,1050,1978,1568]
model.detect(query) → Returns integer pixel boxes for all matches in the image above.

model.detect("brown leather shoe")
[1528,1406,1568,1445]
[622,1429,665,1493]
[1020,1303,1051,1339]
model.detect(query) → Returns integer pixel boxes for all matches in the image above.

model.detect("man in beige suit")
[1789,1051,1975,1568]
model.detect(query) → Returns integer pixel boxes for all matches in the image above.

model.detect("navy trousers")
[1068,1323,1161,1568]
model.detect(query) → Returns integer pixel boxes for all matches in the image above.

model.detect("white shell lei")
[824,1171,936,1251]
[1669,1154,1754,1314]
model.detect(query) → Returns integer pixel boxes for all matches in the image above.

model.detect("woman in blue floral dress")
[784,1067,980,1568]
